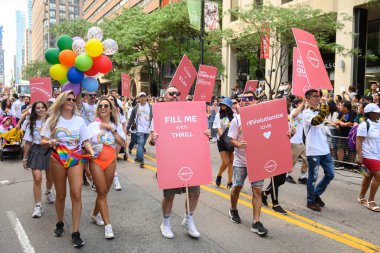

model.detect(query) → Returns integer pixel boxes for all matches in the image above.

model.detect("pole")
[200,0,205,65]
[186,186,190,215]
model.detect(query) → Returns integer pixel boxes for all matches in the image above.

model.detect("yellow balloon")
[49,64,69,81]
[85,38,104,57]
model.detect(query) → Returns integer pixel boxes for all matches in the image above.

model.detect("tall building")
[32,0,83,62]
[15,11,26,83]
[25,0,33,67]
[0,26,5,85]
[27,0,33,29]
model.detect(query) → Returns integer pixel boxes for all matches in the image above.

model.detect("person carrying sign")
[303,89,334,212]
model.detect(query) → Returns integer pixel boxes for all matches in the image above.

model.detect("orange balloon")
[59,50,77,67]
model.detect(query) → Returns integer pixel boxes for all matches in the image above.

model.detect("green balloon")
[45,48,60,65]
[75,53,93,71]
[57,35,73,51]
[59,78,68,85]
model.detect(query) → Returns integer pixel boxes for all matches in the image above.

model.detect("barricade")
[327,133,357,167]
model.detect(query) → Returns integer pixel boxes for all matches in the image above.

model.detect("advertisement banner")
[121,73,130,98]
[170,55,197,101]
[205,1,220,32]
[260,27,270,59]
[30,77,52,103]
[187,0,201,31]
[243,80,258,93]
[153,101,212,189]
[292,47,310,96]
[193,65,217,102]
[292,28,332,90]
[240,99,292,182]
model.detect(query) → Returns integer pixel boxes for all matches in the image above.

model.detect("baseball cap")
[139,92,147,97]
[364,103,380,113]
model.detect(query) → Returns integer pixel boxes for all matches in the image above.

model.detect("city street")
[0,142,379,253]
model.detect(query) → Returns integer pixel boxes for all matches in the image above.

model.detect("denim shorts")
[233,166,264,188]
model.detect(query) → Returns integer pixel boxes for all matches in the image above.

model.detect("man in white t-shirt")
[126,92,152,165]
[228,91,268,236]
[11,94,25,122]
[81,92,97,126]
[303,89,334,212]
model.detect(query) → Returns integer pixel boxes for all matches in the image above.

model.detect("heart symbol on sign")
[263,131,271,139]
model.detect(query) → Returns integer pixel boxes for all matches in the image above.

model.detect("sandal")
[358,197,367,205]
[365,201,380,212]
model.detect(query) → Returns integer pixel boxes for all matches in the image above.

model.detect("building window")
[69,13,74,19]
[59,5,65,11]
[282,0,293,4]
[255,0,263,5]
[59,0,65,4]
[50,3,56,8]
[59,12,66,18]
[50,10,56,17]
[69,6,74,12]
[231,0,239,22]
[50,18,56,24]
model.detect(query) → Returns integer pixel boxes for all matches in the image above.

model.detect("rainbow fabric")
[54,144,92,169]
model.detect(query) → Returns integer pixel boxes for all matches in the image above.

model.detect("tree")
[50,19,94,38]
[22,61,50,80]
[229,4,356,99]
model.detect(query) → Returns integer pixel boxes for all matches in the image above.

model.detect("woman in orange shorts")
[88,98,126,239]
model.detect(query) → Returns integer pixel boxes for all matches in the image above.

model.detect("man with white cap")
[127,92,153,166]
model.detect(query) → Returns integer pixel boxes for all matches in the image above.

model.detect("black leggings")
[264,173,287,205]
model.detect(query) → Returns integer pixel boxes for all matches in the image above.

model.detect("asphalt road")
[0,142,379,253]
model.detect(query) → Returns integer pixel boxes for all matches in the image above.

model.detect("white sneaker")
[160,219,174,239]
[91,212,105,226]
[182,215,200,238]
[32,206,43,218]
[114,178,122,191]
[46,191,55,204]
[105,224,114,239]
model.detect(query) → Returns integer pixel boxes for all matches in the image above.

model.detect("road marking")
[0,180,10,185]
[6,211,35,253]
[136,154,380,253]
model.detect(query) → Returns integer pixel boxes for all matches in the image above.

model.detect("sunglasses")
[66,98,77,102]
[89,94,96,98]
[167,91,181,96]
[98,104,110,109]
[241,97,254,101]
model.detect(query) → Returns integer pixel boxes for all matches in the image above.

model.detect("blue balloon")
[67,67,84,84]
[82,77,99,92]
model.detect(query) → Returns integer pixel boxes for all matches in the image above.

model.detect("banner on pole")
[193,65,217,102]
[292,28,332,91]
[121,73,130,98]
[240,99,292,182]
[260,27,270,59]
[30,77,52,103]
[170,55,197,101]
[187,0,201,31]
[204,1,219,32]
[292,47,310,96]
[153,101,212,189]
[243,80,258,93]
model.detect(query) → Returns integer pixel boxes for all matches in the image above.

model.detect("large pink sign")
[30,77,52,103]
[292,28,332,91]
[121,73,130,98]
[240,99,292,182]
[292,47,310,96]
[153,101,212,189]
[243,80,258,93]
[193,65,217,102]
[170,55,197,101]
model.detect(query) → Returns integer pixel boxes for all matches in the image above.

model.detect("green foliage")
[22,61,51,80]
[50,19,94,38]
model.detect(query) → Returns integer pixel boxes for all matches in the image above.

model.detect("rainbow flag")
[54,144,92,169]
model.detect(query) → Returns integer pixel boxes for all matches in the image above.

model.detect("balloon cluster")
[44,27,118,94]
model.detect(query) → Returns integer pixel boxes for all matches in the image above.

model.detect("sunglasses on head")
[241,96,254,102]
[167,91,181,96]
[98,104,110,109]
[66,98,77,102]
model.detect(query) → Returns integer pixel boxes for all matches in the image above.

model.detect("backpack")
[348,120,370,151]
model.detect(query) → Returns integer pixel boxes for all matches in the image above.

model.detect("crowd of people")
[0,79,379,248]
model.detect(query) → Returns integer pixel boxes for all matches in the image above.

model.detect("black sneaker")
[229,209,241,224]
[53,221,64,237]
[315,196,325,207]
[215,176,222,187]
[286,175,296,184]
[72,232,84,248]
[272,205,287,215]
[307,202,321,212]
[128,149,132,155]
[251,222,268,236]
[226,182,233,189]
[143,147,146,153]
[298,177,307,184]
[261,192,268,206]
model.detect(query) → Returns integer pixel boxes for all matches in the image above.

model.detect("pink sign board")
[292,47,310,96]
[240,99,292,182]
[30,77,52,103]
[170,55,197,101]
[292,28,332,90]
[243,80,259,93]
[193,65,217,102]
[153,101,212,189]
[121,73,130,97]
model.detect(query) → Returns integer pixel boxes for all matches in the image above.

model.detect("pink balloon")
[62,82,81,95]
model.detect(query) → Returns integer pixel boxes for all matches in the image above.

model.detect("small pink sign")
[193,65,217,102]
[292,47,310,96]
[170,55,197,101]
[240,99,293,182]
[121,73,130,98]
[243,80,258,93]
[153,101,212,189]
[30,77,52,103]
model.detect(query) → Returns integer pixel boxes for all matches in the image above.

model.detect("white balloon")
[87,27,103,41]
[102,39,118,55]
[72,39,86,54]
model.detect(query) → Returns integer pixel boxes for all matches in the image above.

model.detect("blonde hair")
[46,90,79,133]
[96,98,119,125]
